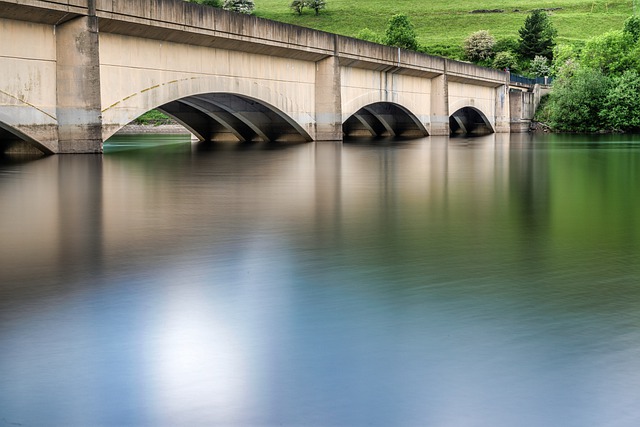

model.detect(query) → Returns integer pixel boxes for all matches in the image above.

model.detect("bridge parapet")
[446,60,507,87]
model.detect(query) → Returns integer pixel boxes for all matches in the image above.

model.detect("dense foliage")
[542,15,640,132]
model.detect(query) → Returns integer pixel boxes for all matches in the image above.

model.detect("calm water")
[1,133,640,426]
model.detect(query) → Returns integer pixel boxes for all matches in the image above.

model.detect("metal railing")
[510,74,553,86]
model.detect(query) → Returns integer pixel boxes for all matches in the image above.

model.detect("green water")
[1,133,639,426]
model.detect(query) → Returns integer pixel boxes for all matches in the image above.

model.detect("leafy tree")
[599,70,640,131]
[580,30,640,75]
[547,67,610,132]
[306,0,326,15]
[384,14,419,51]
[290,0,305,15]
[518,9,557,60]
[530,55,551,77]
[222,0,254,14]
[551,43,580,77]
[463,30,496,62]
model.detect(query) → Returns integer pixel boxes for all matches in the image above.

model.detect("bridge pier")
[315,54,343,141]
[55,13,103,153]
[430,74,450,136]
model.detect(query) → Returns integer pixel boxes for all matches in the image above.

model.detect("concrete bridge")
[0,0,537,154]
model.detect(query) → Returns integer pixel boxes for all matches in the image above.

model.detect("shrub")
[187,0,221,6]
[463,30,496,62]
[222,0,254,14]
[492,51,518,71]
[356,28,383,44]
[384,14,419,51]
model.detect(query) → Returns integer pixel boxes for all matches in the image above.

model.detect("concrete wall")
[0,18,58,153]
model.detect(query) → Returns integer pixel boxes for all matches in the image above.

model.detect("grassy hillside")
[253,0,634,54]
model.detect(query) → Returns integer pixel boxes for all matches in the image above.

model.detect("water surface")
[1,133,640,426]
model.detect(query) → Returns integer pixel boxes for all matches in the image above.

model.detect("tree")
[463,30,496,62]
[384,14,419,51]
[530,55,551,77]
[222,0,254,14]
[518,9,557,60]
[306,0,326,15]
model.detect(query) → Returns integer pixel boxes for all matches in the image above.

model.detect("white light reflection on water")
[1,134,640,426]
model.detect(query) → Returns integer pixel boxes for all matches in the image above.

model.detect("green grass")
[252,0,634,53]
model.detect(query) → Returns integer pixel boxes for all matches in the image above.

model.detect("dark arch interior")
[343,102,428,139]
[154,93,312,143]
[0,123,45,156]
[449,107,493,136]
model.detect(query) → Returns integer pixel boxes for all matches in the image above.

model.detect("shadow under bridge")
[157,93,312,143]
[343,102,428,138]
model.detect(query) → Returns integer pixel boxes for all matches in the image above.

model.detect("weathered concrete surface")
[0,0,525,154]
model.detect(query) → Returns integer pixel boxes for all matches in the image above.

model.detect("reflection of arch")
[343,102,428,138]
[449,106,494,136]
[101,76,314,142]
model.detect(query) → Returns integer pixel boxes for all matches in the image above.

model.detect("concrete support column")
[315,51,343,141]
[494,84,511,133]
[430,73,449,135]
[55,11,103,153]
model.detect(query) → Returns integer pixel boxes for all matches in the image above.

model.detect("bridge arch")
[101,75,314,143]
[449,106,494,136]
[342,102,428,138]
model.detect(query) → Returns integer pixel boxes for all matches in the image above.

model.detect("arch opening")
[110,93,313,144]
[449,107,494,136]
[343,102,428,139]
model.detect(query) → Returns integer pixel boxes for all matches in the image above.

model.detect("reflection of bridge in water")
[0,0,541,154]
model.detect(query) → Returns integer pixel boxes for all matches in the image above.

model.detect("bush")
[384,14,419,51]
[356,28,383,44]
[463,30,496,62]
[186,0,221,6]
[222,0,254,14]
[492,51,518,71]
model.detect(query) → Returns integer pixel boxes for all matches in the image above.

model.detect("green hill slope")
[254,0,634,54]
